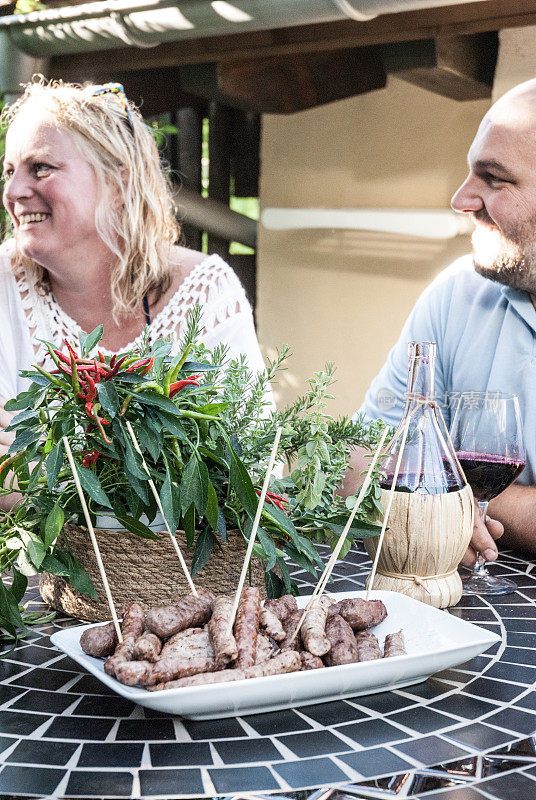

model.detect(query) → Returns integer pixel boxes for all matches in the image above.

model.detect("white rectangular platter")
[50,590,500,720]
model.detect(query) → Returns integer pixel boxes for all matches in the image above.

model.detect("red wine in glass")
[455,452,526,503]
[450,392,525,596]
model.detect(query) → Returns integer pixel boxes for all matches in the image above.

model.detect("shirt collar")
[501,284,536,331]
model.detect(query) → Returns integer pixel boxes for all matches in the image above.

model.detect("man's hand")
[460,505,504,567]
[0,397,14,456]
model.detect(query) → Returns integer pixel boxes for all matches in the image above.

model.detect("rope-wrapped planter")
[39,524,265,621]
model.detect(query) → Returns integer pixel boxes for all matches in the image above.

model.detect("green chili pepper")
[133,382,164,395]
[35,365,63,387]
[119,394,133,416]
[171,438,183,469]
[163,343,192,396]
[70,353,80,393]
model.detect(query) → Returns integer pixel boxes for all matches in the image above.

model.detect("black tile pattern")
[5,547,536,798]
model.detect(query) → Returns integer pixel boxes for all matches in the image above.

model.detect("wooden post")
[176,105,204,252]
[207,101,232,260]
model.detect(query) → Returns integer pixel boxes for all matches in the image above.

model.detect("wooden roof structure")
[32,0,536,115]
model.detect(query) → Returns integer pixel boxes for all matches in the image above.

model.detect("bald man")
[345,79,536,565]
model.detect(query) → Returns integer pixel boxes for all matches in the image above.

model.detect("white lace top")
[0,238,268,400]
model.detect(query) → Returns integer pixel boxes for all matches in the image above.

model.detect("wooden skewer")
[62,436,123,642]
[226,426,283,638]
[125,420,198,597]
[365,417,410,601]
[288,427,389,645]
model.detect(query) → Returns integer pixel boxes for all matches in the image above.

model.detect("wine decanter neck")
[404,341,436,410]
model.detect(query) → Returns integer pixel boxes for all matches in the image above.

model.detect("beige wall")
[257,76,490,416]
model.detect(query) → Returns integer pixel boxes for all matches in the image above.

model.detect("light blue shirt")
[357,255,536,485]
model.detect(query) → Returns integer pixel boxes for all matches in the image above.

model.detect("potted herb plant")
[0,306,386,627]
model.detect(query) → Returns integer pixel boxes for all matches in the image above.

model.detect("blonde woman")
[0,79,267,464]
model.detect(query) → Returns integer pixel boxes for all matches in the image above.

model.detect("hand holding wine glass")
[450,392,525,595]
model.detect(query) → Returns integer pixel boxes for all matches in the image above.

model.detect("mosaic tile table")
[1,544,536,799]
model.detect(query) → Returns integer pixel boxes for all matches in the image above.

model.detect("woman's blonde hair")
[2,77,180,319]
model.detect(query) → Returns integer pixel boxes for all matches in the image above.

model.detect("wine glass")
[450,392,525,595]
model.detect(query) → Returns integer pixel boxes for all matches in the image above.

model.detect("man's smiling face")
[451,83,536,294]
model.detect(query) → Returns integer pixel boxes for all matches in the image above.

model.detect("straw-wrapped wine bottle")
[365,342,474,608]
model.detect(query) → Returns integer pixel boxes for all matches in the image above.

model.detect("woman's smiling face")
[2,108,104,272]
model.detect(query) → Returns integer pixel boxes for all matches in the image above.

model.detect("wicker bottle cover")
[364,342,474,608]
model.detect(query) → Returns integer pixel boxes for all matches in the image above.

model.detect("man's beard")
[472,214,536,294]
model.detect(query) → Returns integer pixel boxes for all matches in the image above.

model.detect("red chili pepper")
[72,364,99,373]
[98,351,106,363]
[168,378,200,398]
[84,374,97,402]
[110,354,116,369]
[104,354,129,381]
[52,349,71,366]
[255,490,289,512]
[140,356,154,376]
[64,340,79,362]
[125,357,152,373]
[56,362,72,377]
[82,449,101,467]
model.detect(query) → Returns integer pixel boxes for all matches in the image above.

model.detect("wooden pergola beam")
[49,0,536,81]
[384,32,498,101]
[216,47,386,113]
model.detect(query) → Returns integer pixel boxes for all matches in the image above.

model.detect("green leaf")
[191,528,214,577]
[0,579,26,632]
[182,503,196,548]
[16,549,38,577]
[5,388,46,412]
[284,544,318,577]
[76,464,112,508]
[245,520,277,571]
[27,453,46,492]
[193,402,228,416]
[182,361,219,373]
[180,455,208,517]
[197,446,228,468]
[114,373,147,385]
[157,412,189,443]
[78,330,88,353]
[27,536,46,569]
[265,569,284,599]
[325,517,382,540]
[125,472,149,505]
[19,371,50,387]
[134,392,181,414]
[217,506,227,542]
[160,467,181,534]
[276,557,293,594]
[45,503,64,549]
[97,383,119,418]
[46,442,63,491]
[82,324,104,356]
[261,501,301,545]
[227,445,258,519]
[123,435,148,480]
[112,515,160,540]
[8,427,42,454]
[205,480,218,531]
[41,553,71,577]
[135,425,162,462]
[10,569,27,605]
[66,554,98,599]
[7,409,40,429]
